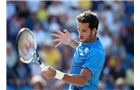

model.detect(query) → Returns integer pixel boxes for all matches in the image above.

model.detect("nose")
[78,31,82,36]
[78,34,83,38]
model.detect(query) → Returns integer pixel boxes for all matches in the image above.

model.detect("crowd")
[6,1,134,90]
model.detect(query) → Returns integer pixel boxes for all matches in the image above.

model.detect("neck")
[92,36,97,42]
[85,36,97,44]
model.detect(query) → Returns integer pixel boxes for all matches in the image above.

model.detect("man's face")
[77,22,95,43]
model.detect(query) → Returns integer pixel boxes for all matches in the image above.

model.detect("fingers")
[52,39,60,42]
[55,42,61,48]
[54,29,64,35]
[51,29,68,48]
[42,71,50,80]
[51,33,60,38]
[51,39,61,48]
[63,29,69,34]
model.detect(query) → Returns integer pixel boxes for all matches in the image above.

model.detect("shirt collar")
[81,37,100,46]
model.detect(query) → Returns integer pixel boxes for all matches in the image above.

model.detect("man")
[42,10,105,90]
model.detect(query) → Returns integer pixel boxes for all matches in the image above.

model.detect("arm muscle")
[62,68,91,86]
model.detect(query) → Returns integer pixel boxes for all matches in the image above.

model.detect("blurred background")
[6,0,134,90]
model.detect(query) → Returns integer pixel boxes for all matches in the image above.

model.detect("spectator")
[119,25,134,55]
[12,60,31,89]
[47,1,66,16]
[29,63,43,77]
[32,22,47,49]
[36,1,49,22]
[102,2,115,31]
[57,45,73,73]
[47,16,61,32]
[7,41,17,90]
[78,0,92,11]
[98,81,106,90]
[123,1,134,17]
[125,61,134,90]
[108,58,126,89]
[54,80,66,90]
[6,1,16,21]
[24,12,39,30]
[108,35,126,60]
[6,41,17,71]
[7,12,25,45]
[98,26,113,49]
[16,1,30,19]
[30,75,47,90]
[39,39,62,68]
[111,1,125,19]
[66,1,82,28]
[26,0,41,13]
[115,77,130,90]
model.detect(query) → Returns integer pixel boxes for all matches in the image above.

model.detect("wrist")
[54,70,65,80]
[68,39,72,46]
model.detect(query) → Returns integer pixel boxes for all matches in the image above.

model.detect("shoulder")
[85,46,105,64]
[89,45,105,56]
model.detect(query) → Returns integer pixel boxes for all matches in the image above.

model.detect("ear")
[92,28,96,34]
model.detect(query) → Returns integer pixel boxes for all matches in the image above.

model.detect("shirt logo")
[78,47,89,57]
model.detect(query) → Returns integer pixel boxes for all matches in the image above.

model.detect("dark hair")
[76,10,99,31]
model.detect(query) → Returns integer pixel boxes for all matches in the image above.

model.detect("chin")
[80,39,85,42]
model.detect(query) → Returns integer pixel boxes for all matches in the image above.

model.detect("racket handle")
[39,63,48,71]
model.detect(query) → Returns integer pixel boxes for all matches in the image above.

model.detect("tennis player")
[42,10,105,90]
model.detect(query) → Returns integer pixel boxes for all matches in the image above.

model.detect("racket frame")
[16,28,37,63]
[16,28,47,71]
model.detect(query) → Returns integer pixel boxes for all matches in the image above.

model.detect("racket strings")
[21,35,32,56]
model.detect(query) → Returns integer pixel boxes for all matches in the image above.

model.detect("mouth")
[79,36,84,40]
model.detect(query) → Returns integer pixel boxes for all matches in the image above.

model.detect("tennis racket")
[16,27,48,71]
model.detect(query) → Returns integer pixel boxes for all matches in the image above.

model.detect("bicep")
[80,68,92,82]
[62,68,92,86]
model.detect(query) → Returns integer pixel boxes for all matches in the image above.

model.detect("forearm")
[43,67,91,86]
[69,39,80,49]
[62,73,87,86]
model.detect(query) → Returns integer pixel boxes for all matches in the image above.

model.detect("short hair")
[76,10,99,30]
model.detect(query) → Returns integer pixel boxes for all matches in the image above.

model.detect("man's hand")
[51,29,71,48]
[42,66,56,80]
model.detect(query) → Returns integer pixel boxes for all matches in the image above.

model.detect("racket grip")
[39,63,48,71]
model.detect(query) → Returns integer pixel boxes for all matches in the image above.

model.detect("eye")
[82,30,86,32]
